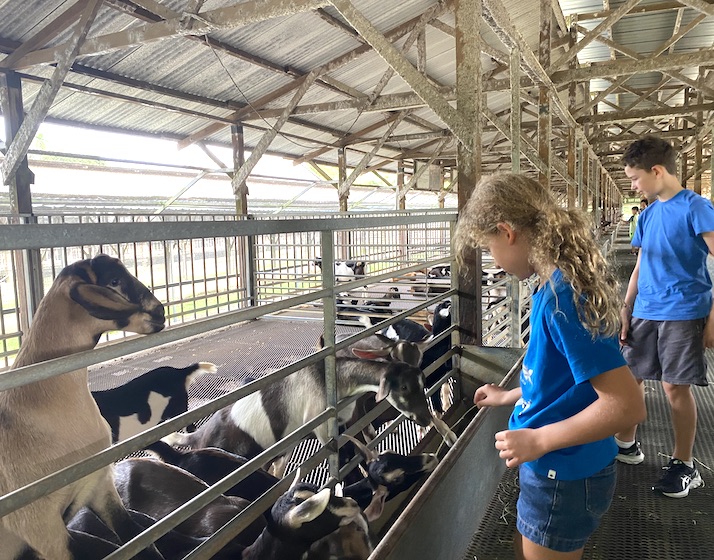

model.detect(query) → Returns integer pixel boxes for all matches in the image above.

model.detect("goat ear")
[416,335,434,350]
[285,488,331,528]
[70,283,138,320]
[375,376,389,402]
[352,348,390,360]
[364,485,389,522]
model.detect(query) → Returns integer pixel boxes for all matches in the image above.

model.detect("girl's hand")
[474,384,508,408]
[494,428,545,468]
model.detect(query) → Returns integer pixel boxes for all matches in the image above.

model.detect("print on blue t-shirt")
[509,269,625,480]
[632,190,714,320]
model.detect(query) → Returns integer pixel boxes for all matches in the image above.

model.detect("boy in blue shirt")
[618,135,714,498]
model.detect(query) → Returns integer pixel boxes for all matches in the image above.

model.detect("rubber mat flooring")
[88,316,422,483]
[465,225,714,560]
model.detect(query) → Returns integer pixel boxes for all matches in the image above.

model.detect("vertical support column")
[320,230,339,479]
[711,124,714,203]
[577,137,584,208]
[337,147,348,212]
[510,50,521,173]
[336,147,349,260]
[509,48,521,347]
[583,153,589,211]
[231,123,255,307]
[537,0,551,188]
[566,25,577,208]
[455,0,483,347]
[1,71,42,335]
[397,160,407,258]
[231,124,248,215]
[695,70,704,194]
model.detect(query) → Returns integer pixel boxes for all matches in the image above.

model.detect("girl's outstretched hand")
[494,428,544,468]
[474,383,508,408]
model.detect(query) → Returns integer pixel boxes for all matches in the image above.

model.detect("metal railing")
[0,209,526,559]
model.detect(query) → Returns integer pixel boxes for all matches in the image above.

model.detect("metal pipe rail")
[0,210,529,560]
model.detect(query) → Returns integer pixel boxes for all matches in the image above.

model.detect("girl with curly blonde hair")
[454,173,645,560]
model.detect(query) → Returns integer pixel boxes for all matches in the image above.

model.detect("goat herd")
[0,255,459,560]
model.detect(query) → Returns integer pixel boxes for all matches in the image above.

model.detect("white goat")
[0,255,166,560]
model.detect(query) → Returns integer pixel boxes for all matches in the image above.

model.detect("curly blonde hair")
[453,173,621,337]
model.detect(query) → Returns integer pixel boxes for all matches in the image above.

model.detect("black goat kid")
[92,362,216,443]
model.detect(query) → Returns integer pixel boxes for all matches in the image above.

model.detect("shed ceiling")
[0,0,712,199]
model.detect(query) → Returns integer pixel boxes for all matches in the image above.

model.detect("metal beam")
[677,0,714,17]
[552,49,714,83]
[231,69,320,190]
[481,0,578,131]
[1,0,103,186]
[0,0,86,69]
[549,0,642,72]
[329,0,468,145]
[578,102,714,124]
[338,111,409,198]
[294,113,402,165]
[12,0,331,69]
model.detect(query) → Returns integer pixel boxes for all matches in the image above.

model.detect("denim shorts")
[516,461,617,553]
[622,317,708,386]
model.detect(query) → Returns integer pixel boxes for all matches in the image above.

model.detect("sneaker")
[616,441,644,465]
[652,459,703,498]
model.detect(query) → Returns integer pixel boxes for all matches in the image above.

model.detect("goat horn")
[290,467,302,489]
[343,434,378,463]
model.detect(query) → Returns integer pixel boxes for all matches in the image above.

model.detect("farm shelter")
[0,0,714,559]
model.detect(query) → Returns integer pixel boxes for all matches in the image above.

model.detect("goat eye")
[110,278,120,287]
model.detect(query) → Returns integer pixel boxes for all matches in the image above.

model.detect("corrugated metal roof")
[0,0,712,193]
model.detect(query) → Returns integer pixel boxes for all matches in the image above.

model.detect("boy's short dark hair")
[622,135,677,174]
[632,206,639,212]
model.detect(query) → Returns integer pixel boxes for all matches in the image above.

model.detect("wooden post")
[455,0,483,346]
[1,71,43,336]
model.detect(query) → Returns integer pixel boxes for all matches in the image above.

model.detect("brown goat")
[0,255,165,560]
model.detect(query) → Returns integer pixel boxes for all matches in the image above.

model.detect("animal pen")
[0,209,535,559]
[1,0,714,557]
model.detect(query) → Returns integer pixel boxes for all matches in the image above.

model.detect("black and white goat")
[421,299,453,414]
[92,362,216,443]
[0,255,166,560]
[313,258,366,280]
[243,472,362,560]
[162,358,443,474]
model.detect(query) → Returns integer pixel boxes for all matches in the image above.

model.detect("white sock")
[683,459,694,468]
[615,437,635,448]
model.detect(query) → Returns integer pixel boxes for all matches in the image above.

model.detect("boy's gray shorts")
[622,317,708,386]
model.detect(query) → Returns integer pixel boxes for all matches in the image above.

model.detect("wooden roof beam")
[178,1,450,149]
[338,111,410,198]
[10,0,332,70]
[552,49,714,83]
[329,0,468,145]
[550,0,643,73]
[578,102,714,124]
[0,1,85,69]
[2,0,103,185]
[231,69,320,191]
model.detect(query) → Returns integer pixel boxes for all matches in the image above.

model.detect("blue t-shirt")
[509,269,626,480]
[632,189,714,320]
